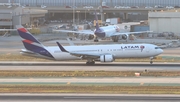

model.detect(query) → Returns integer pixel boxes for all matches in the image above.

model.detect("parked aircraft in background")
[16,25,163,65]
[53,12,152,42]
[0,28,32,31]
[0,28,32,37]
[0,29,17,31]
[41,5,47,8]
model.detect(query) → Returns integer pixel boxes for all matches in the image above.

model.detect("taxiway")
[0,62,179,71]
[0,94,179,102]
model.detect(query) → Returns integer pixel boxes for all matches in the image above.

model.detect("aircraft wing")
[53,29,94,35]
[0,29,16,31]
[0,28,32,31]
[67,52,100,59]
[110,31,153,36]
[56,42,103,59]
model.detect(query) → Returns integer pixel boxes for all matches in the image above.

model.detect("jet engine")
[88,34,95,40]
[122,34,128,40]
[100,54,114,62]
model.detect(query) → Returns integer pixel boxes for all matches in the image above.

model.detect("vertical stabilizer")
[16,25,54,58]
[16,25,44,51]
[94,11,105,38]
[94,11,100,30]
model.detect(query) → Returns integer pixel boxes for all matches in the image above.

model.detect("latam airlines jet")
[54,12,152,42]
[16,25,163,65]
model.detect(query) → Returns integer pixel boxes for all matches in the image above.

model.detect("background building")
[149,10,180,34]
[0,3,47,29]
[6,0,180,7]
[1,0,180,36]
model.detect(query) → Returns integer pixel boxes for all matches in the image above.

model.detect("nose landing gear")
[150,57,154,64]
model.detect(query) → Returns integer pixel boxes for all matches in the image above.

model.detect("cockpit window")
[155,47,161,49]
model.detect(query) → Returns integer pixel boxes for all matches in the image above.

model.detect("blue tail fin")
[16,25,41,44]
[16,25,44,51]
[94,11,105,37]
[16,25,54,58]
[94,11,100,30]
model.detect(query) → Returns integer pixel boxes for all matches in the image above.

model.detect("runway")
[0,94,180,102]
[0,62,180,71]
[0,77,179,85]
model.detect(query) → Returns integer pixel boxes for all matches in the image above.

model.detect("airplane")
[0,28,32,37]
[16,25,163,65]
[0,29,17,31]
[0,28,32,31]
[53,11,152,42]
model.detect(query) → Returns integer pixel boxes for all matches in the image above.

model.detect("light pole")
[85,9,86,21]
[73,0,75,26]
[85,9,90,21]
[76,11,80,25]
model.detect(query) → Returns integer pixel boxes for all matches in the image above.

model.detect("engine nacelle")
[100,54,114,62]
[88,34,94,40]
[122,34,128,40]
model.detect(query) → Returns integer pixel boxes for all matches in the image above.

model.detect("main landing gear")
[150,57,154,64]
[86,59,95,65]
[94,37,99,42]
[113,38,118,42]
[112,36,119,42]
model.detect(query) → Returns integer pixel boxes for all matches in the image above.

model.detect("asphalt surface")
[0,77,179,85]
[0,94,179,102]
[0,62,179,71]
[0,36,180,101]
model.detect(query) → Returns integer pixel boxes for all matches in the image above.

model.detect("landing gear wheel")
[115,37,119,42]
[86,61,95,65]
[113,39,118,42]
[149,57,154,64]
[91,61,95,65]
[94,39,99,42]
[94,37,99,42]
[86,62,89,65]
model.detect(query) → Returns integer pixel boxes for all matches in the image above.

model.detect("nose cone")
[159,49,163,54]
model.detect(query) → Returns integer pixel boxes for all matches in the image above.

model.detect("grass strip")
[0,85,180,94]
[0,70,180,77]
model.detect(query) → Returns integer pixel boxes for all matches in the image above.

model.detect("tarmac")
[0,77,179,84]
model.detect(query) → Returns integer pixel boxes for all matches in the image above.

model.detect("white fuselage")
[100,25,118,37]
[43,44,163,61]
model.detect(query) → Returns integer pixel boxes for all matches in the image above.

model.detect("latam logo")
[121,45,145,52]
[140,45,145,52]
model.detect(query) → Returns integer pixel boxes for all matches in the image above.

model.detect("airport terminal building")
[1,0,180,36]
[3,0,180,7]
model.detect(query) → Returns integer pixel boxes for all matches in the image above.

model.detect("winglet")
[56,42,68,52]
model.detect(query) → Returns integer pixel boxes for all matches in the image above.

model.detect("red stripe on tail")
[23,39,33,44]
[18,28,28,33]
